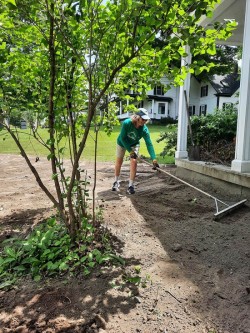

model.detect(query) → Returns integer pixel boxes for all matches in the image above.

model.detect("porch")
[175,0,250,200]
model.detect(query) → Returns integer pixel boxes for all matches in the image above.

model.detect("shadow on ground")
[127,165,250,333]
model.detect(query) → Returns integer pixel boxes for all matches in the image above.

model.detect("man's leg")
[127,158,137,194]
[129,158,137,184]
[127,145,139,194]
[112,145,125,191]
[115,157,123,179]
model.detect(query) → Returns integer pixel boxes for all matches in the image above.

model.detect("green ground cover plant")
[0,217,125,289]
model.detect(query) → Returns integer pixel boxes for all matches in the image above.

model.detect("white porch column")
[231,0,250,173]
[175,46,192,159]
[119,101,122,115]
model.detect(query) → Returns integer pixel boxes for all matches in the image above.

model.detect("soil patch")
[0,154,250,333]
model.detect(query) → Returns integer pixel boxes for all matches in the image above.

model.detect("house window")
[158,103,166,115]
[223,102,233,110]
[199,104,207,116]
[138,101,144,108]
[154,85,164,95]
[188,105,196,116]
[201,85,208,97]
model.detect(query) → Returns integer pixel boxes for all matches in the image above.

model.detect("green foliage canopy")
[0,0,237,239]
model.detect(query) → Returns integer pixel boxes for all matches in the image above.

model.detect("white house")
[117,73,240,121]
[139,79,180,120]
[117,78,180,121]
[189,73,240,116]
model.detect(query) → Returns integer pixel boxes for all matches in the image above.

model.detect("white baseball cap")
[136,108,150,120]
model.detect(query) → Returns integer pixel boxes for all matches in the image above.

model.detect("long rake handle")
[140,157,247,219]
[140,157,224,203]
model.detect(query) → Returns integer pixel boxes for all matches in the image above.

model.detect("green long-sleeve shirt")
[117,118,156,160]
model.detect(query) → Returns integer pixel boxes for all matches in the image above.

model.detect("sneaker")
[127,186,135,195]
[112,181,120,191]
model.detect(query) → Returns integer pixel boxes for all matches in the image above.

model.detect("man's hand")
[130,151,137,159]
[152,159,159,170]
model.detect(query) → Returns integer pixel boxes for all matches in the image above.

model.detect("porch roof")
[200,0,245,46]
[126,93,173,102]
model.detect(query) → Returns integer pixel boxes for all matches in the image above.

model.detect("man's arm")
[143,128,156,160]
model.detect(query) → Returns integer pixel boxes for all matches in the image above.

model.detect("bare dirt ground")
[0,154,250,333]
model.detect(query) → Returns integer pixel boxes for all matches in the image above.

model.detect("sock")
[115,176,120,182]
[129,180,134,187]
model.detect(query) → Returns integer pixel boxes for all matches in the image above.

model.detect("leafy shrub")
[0,217,124,289]
[157,124,178,157]
[191,107,237,149]
[158,106,237,160]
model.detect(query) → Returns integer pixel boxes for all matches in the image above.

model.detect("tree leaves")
[0,0,237,240]
[6,0,16,7]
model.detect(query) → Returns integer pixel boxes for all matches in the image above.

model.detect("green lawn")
[0,125,174,164]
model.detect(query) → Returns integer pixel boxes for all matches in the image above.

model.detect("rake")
[140,157,247,221]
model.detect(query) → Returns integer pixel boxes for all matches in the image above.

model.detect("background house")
[117,73,240,120]
[189,73,240,116]
[117,77,179,121]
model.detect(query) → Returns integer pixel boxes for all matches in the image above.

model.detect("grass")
[0,124,174,164]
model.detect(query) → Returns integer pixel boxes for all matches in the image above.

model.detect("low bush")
[0,217,124,289]
[190,107,237,149]
[157,106,237,164]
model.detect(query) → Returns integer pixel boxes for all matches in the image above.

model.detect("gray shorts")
[116,144,140,159]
